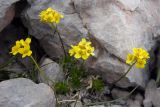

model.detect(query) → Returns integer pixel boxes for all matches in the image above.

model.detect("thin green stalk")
[156,69,160,83]
[30,56,59,105]
[51,23,67,57]
[30,56,49,82]
[74,91,80,107]
[112,62,136,85]
[85,85,139,106]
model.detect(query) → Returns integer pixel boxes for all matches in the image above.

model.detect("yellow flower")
[20,38,31,46]
[69,38,95,60]
[78,38,91,48]
[69,45,80,56]
[126,48,150,69]
[133,48,149,60]
[39,7,64,24]
[135,59,146,68]
[19,46,32,58]
[10,44,21,55]
[126,54,135,65]
[10,37,32,58]
[86,46,95,56]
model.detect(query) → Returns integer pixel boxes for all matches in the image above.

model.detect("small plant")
[55,82,69,94]
[91,78,105,92]
[87,76,105,92]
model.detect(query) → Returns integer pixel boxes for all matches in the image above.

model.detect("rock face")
[23,0,160,87]
[0,0,20,32]
[143,80,160,107]
[0,78,56,107]
[39,58,64,86]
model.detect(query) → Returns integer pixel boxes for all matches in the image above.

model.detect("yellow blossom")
[135,59,146,68]
[133,48,149,60]
[10,37,32,58]
[39,7,64,24]
[126,48,150,69]
[69,38,95,60]
[19,46,32,58]
[126,54,135,65]
[10,44,21,55]
[69,45,80,56]
[20,38,31,46]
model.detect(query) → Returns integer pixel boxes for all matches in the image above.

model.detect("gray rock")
[143,80,160,107]
[39,58,64,86]
[0,78,56,107]
[89,105,105,107]
[70,102,83,107]
[22,0,160,87]
[108,105,123,107]
[111,88,129,99]
[134,93,143,105]
[127,99,141,107]
[90,105,123,107]
[0,0,20,32]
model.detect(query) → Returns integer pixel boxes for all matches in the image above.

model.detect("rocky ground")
[1,0,160,107]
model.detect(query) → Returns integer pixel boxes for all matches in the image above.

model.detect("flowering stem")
[85,85,139,106]
[111,62,136,85]
[58,100,80,103]
[156,70,160,83]
[30,56,49,82]
[30,56,59,105]
[51,23,67,57]
[74,91,80,107]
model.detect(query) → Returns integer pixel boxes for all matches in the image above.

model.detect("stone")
[89,105,105,107]
[108,105,123,107]
[134,93,143,105]
[90,105,123,107]
[0,78,56,107]
[23,0,160,87]
[70,102,83,107]
[143,80,160,107]
[39,58,65,86]
[0,0,20,32]
[111,88,129,99]
[127,99,141,107]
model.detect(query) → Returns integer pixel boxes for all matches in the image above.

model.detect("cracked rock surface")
[22,0,160,88]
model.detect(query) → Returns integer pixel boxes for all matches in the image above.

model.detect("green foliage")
[60,56,87,89]
[69,65,86,89]
[55,82,69,94]
[91,78,105,92]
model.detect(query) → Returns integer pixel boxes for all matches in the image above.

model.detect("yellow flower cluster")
[69,38,95,60]
[10,38,32,58]
[39,7,64,24]
[126,48,150,68]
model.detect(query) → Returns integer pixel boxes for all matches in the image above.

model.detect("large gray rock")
[0,0,20,32]
[22,0,88,58]
[143,80,160,107]
[23,0,160,87]
[0,78,56,107]
[39,58,65,86]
